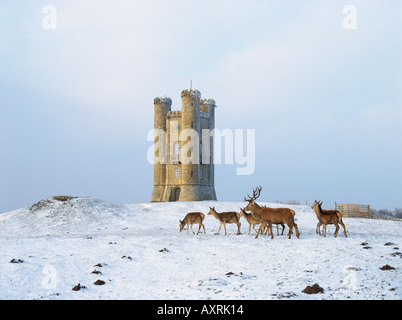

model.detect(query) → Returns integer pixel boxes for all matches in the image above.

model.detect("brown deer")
[239,208,262,235]
[240,207,285,237]
[261,204,286,236]
[207,207,241,235]
[311,200,347,237]
[179,212,206,235]
[244,186,300,239]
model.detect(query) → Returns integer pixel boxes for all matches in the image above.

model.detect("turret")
[201,98,215,130]
[181,88,201,172]
[154,97,172,131]
[200,99,216,191]
[179,89,202,200]
[151,97,171,202]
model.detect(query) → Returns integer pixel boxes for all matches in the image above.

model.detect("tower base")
[150,185,165,202]
[151,185,217,202]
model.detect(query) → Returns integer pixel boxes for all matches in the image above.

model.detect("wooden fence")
[335,203,370,219]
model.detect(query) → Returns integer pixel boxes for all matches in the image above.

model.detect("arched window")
[175,168,181,178]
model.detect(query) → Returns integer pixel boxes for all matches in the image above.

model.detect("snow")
[0,197,401,300]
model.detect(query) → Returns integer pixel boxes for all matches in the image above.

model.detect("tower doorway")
[173,187,181,201]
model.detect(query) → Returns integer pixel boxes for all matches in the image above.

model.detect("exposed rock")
[10,258,24,264]
[72,283,86,291]
[302,283,324,294]
[380,264,395,270]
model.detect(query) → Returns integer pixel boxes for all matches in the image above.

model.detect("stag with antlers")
[243,186,300,239]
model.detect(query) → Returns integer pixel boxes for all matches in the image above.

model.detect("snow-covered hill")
[0,196,400,299]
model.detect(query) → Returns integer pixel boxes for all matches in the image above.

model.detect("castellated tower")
[151,89,217,202]
[151,96,172,202]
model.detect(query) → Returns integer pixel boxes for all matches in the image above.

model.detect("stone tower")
[151,89,217,202]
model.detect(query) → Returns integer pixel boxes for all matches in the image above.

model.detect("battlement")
[154,97,172,105]
[167,110,182,118]
[181,89,201,99]
[201,98,215,105]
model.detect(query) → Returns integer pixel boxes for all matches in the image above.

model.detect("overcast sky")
[1,0,401,213]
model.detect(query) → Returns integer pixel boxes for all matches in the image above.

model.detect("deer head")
[207,206,216,215]
[311,200,323,210]
[179,219,185,232]
[243,186,262,211]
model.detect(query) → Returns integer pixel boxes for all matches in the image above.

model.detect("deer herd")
[179,186,348,239]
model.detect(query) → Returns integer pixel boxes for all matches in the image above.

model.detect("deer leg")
[186,223,189,235]
[190,223,196,234]
[333,221,339,237]
[339,220,347,237]
[268,223,274,239]
[264,224,271,236]
[287,224,293,239]
[223,223,227,235]
[323,224,327,237]
[196,223,201,235]
[201,222,206,234]
[293,223,300,238]
[236,222,241,235]
[248,223,251,235]
[316,221,321,235]
[255,224,264,239]
[281,223,285,235]
[252,224,259,234]
[218,223,222,235]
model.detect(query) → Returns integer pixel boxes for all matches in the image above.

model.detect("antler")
[244,186,262,202]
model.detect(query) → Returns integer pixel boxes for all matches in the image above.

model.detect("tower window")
[191,171,193,177]
[175,168,181,178]
[191,122,194,128]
